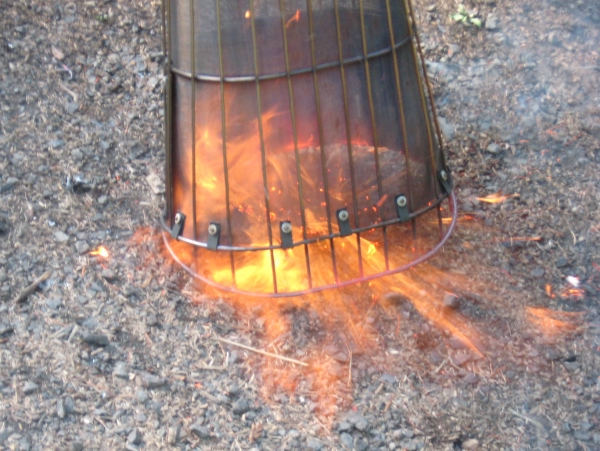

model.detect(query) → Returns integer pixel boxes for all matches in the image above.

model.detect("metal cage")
[160,0,456,297]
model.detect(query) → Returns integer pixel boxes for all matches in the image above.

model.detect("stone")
[339,432,353,449]
[64,396,75,413]
[442,293,460,309]
[75,241,90,255]
[101,268,117,281]
[486,142,501,154]
[71,148,83,160]
[142,373,166,389]
[135,389,149,403]
[354,437,369,451]
[128,428,142,445]
[190,423,210,439]
[65,102,80,114]
[82,317,99,329]
[462,373,480,385]
[574,431,591,441]
[485,15,499,30]
[46,298,62,310]
[556,257,569,268]
[113,361,128,379]
[97,195,108,205]
[463,438,479,449]
[0,177,18,193]
[57,399,66,419]
[530,267,545,278]
[232,398,250,415]
[437,116,455,141]
[71,442,83,451]
[23,381,38,395]
[82,333,110,346]
[306,436,323,450]
[54,231,69,242]
[146,173,165,194]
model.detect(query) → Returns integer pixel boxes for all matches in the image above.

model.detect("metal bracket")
[394,195,410,222]
[207,222,221,250]
[280,221,293,249]
[438,169,453,195]
[336,208,352,236]
[171,212,186,239]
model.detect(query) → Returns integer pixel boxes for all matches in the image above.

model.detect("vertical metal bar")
[403,0,440,198]
[384,0,418,254]
[248,0,278,293]
[215,0,236,287]
[279,0,312,290]
[306,0,339,283]
[188,0,198,244]
[164,0,173,224]
[358,0,390,270]
[333,0,363,278]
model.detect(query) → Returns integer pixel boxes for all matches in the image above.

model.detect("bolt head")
[281,222,292,234]
[174,213,182,224]
[208,224,218,235]
[440,170,448,181]
[396,195,407,208]
[338,209,349,221]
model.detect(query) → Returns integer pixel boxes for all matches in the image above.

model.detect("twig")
[214,336,308,367]
[58,82,78,102]
[196,364,227,371]
[12,270,52,304]
[434,357,449,374]
[508,408,544,429]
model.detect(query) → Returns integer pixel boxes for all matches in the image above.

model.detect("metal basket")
[160,0,456,297]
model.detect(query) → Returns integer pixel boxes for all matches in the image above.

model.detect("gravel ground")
[1,0,600,450]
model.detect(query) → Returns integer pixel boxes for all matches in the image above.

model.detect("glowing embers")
[90,246,109,258]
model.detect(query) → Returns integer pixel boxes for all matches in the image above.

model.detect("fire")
[476,192,519,204]
[285,9,301,28]
[244,10,250,19]
[90,246,109,258]
[526,307,582,339]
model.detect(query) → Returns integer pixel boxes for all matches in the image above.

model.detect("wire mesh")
[161,0,455,296]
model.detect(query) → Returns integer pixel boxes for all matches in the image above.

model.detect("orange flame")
[476,192,519,204]
[285,9,301,28]
[526,307,583,339]
[90,246,109,258]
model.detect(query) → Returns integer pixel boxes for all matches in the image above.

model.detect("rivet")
[396,196,407,208]
[281,222,292,234]
[174,213,182,224]
[208,224,218,236]
[338,209,349,221]
[440,170,448,181]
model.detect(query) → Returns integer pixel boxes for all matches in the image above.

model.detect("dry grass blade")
[12,270,52,304]
[214,336,309,367]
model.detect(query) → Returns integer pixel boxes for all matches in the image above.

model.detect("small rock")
[462,373,480,385]
[57,398,66,419]
[49,139,64,149]
[306,436,323,450]
[97,195,108,205]
[190,423,210,438]
[128,428,142,445]
[101,268,116,281]
[0,177,18,193]
[448,336,468,350]
[82,317,99,329]
[232,398,250,415]
[64,396,75,413]
[485,15,499,30]
[167,424,180,445]
[451,352,471,367]
[142,373,166,389]
[146,314,158,327]
[113,361,128,379]
[437,116,455,141]
[135,389,149,403]
[348,413,369,432]
[54,231,69,243]
[65,102,80,114]
[46,298,62,310]
[339,432,353,449]
[82,333,110,347]
[530,267,545,278]
[23,381,38,395]
[486,142,501,154]
[146,173,165,194]
[337,421,352,432]
[71,148,83,160]
[71,442,83,451]
[463,438,479,449]
[75,241,90,255]
[442,293,460,309]
[556,257,569,268]
[354,437,368,451]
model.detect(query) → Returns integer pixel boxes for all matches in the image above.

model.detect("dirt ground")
[1,0,600,450]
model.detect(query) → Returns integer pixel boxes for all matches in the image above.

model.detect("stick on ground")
[12,270,52,304]
[214,336,309,367]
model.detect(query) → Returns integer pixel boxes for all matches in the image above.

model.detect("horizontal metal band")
[162,191,457,298]
[161,188,449,252]
[169,35,412,83]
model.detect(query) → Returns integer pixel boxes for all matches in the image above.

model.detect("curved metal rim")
[161,190,450,252]
[161,191,458,298]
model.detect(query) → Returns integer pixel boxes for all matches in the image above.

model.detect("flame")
[90,246,109,258]
[476,192,519,204]
[286,9,301,28]
[244,10,250,19]
[526,307,583,339]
